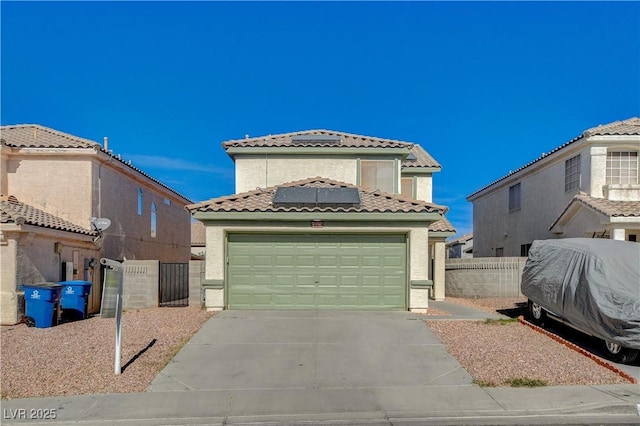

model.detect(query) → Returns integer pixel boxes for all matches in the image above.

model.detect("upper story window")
[564,154,581,192]
[137,189,143,215]
[606,151,638,184]
[508,183,521,212]
[150,202,157,238]
[360,160,394,193]
[400,177,414,198]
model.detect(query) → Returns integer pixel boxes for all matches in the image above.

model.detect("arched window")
[137,189,143,215]
[151,202,157,238]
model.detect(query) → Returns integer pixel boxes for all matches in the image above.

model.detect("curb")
[517,315,637,384]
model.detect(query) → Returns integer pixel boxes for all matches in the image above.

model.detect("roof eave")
[429,230,457,238]
[225,146,411,156]
[401,166,441,174]
[193,211,443,223]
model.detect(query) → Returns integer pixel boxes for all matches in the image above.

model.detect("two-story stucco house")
[188,130,455,312]
[446,233,473,259]
[0,124,193,324]
[467,117,640,257]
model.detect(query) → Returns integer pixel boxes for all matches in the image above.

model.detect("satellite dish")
[90,217,112,232]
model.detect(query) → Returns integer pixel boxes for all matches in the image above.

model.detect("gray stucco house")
[467,118,640,257]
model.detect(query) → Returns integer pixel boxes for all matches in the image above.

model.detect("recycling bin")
[59,280,92,321]
[20,283,63,328]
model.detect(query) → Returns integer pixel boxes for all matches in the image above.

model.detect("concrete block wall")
[188,260,204,307]
[445,257,527,298]
[122,260,159,309]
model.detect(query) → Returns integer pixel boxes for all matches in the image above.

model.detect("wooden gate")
[159,263,189,307]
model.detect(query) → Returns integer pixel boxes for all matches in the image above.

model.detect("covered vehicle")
[521,238,640,364]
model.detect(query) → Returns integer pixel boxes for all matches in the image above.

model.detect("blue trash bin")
[20,283,63,328]
[59,280,92,321]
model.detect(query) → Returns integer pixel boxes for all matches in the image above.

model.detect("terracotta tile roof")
[191,221,206,246]
[404,145,440,169]
[187,177,447,215]
[222,130,441,169]
[572,194,640,217]
[584,117,640,136]
[0,196,96,235]
[468,117,640,199]
[1,124,101,149]
[446,232,473,245]
[1,124,192,203]
[429,216,456,233]
[549,193,640,231]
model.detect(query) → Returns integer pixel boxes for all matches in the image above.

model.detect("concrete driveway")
[148,310,473,392]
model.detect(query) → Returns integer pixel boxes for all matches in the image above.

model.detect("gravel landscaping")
[427,297,632,387]
[1,306,214,399]
[0,298,632,400]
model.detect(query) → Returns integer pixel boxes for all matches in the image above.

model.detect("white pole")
[114,291,123,375]
[100,258,124,375]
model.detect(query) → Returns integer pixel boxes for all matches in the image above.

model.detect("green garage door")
[227,234,407,310]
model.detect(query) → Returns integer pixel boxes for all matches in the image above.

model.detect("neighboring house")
[0,124,193,324]
[467,117,640,257]
[190,221,206,259]
[188,130,455,312]
[446,233,473,258]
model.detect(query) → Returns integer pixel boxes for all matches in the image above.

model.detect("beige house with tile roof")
[468,118,640,257]
[191,221,206,259]
[0,124,193,324]
[189,130,455,312]
[446,233,473,259]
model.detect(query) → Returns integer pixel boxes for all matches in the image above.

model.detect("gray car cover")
[521,238,640,349]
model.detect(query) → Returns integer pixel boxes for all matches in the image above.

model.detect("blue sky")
[2,1,639,237]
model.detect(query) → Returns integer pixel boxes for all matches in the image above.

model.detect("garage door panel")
[275,255,295,265]
[228,234,406,310]
[297,256,316,267]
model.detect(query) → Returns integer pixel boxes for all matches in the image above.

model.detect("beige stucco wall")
[414,175,433,203]
[234,155,427,198]
[0,226,99,325]
[235,156,359,192]
[1,234,20,325]
[94,159,191,262]
[1,147,192,321]
[5,154,94,227]
[3,149,191,263]
[200,220,431,311]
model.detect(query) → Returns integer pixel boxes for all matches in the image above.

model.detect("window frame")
[508,183,521,212]
[137,188,143,216]
[359,159,395,193]
[564,154,581,192]
[606,151,639,185]
[400,176,415,199]
[150,202,157,238]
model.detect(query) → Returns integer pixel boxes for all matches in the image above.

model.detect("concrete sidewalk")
[2,306,639,425]
[2,383,638,425]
